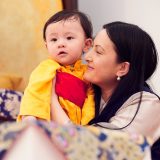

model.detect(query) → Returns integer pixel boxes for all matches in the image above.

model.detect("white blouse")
[97,91,160,144]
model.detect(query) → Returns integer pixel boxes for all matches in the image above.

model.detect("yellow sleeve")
[17,59,60,121]
[81,85,95,125]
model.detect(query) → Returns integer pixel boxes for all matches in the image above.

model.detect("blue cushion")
[0,89,23,121]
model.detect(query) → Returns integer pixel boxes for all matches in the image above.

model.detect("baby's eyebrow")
[64,32,74,36]
[49,33,58,37]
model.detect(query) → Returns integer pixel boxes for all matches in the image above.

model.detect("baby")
[17,10,95,125]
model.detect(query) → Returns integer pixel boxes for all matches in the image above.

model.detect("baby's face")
[45,18,87,66]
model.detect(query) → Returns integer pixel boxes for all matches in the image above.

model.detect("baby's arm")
[17,59,61,121]
[51,78,72,125]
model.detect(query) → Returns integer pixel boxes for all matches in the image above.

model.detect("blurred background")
[0,0,159,95]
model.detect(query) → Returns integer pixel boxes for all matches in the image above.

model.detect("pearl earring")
[117,76,121,81]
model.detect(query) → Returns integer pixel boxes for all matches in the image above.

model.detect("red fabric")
[55,72,88,108]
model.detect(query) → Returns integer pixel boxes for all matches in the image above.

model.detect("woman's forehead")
[94,29,108,42]
[93,29,114,49]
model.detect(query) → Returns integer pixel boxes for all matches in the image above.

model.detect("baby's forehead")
[46,19,84,36]
[51,18,83,32]
[55,16,80,24]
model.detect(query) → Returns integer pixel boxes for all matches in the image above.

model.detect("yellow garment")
[17,59,95,125]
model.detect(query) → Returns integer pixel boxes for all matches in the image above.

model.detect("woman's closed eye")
[94,45,104,55]
[96,50,102,54]
[94,48,103,55]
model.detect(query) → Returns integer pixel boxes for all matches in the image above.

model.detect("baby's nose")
[58,43,65,48]
[58,39,66,48]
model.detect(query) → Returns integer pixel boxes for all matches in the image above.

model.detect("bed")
[0,87,151,160]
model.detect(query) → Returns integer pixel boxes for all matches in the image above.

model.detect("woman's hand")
[51,78,72,125]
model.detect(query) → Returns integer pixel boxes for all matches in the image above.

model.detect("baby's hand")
[22,116,37,123]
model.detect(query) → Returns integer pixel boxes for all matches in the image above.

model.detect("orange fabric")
[18,59,95,125]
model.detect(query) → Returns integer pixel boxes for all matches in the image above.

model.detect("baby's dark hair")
[43,10,93,40]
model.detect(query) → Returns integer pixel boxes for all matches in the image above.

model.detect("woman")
[83,21,160,159]
[51,21,160,159]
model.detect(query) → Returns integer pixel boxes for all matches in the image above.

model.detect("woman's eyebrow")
[95,45,105,52]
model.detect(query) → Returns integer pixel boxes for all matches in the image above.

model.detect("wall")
[79,0,160,95]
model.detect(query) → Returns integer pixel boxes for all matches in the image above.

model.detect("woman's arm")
[51,78,71,125]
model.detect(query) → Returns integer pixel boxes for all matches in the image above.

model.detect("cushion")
[0,89,23,122]
[0,121,151,160]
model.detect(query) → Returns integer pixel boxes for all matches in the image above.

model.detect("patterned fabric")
[49,124,151,160]
[0,121,151,160]
[0,89,23,122]
[0,122,26,158]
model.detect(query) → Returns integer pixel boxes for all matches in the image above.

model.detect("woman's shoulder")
[113,91,160,142]
[127,91,159,104]
[119,91,160,113]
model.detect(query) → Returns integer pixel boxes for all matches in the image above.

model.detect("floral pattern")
[0,89,151,159]
[0,121,151,160]
[0,89,23,121]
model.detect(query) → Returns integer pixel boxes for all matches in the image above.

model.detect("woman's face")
[84,29,121,88]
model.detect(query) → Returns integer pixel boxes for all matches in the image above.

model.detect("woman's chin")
[83,73,93,83]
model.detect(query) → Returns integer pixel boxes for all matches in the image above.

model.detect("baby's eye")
[51,38,57,42]
[67,36,74,40]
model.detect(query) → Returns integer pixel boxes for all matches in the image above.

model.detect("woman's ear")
[116,62,130,77]
[83,38,93,53]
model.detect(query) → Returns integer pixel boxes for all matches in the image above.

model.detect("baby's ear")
[83,38,93,53]
[44,41,47,48]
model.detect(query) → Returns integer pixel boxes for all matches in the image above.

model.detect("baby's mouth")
[58,51,67,55]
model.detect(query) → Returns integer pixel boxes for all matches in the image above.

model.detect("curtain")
[0,0,63,91]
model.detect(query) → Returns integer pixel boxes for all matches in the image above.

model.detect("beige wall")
[0,0,62,91]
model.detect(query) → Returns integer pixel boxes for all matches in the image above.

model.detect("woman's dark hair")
[89,21,158,127]
[43,10,93,40]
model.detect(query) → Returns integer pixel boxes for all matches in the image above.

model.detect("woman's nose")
[84,50,93,62]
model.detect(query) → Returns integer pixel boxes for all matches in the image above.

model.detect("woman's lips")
[87,65,94,71]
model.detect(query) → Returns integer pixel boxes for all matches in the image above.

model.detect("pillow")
[0,73,23,90]
[0,89,23,122]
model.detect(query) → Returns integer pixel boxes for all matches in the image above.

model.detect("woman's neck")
[101,89,113,102]
[101,83,118,102]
